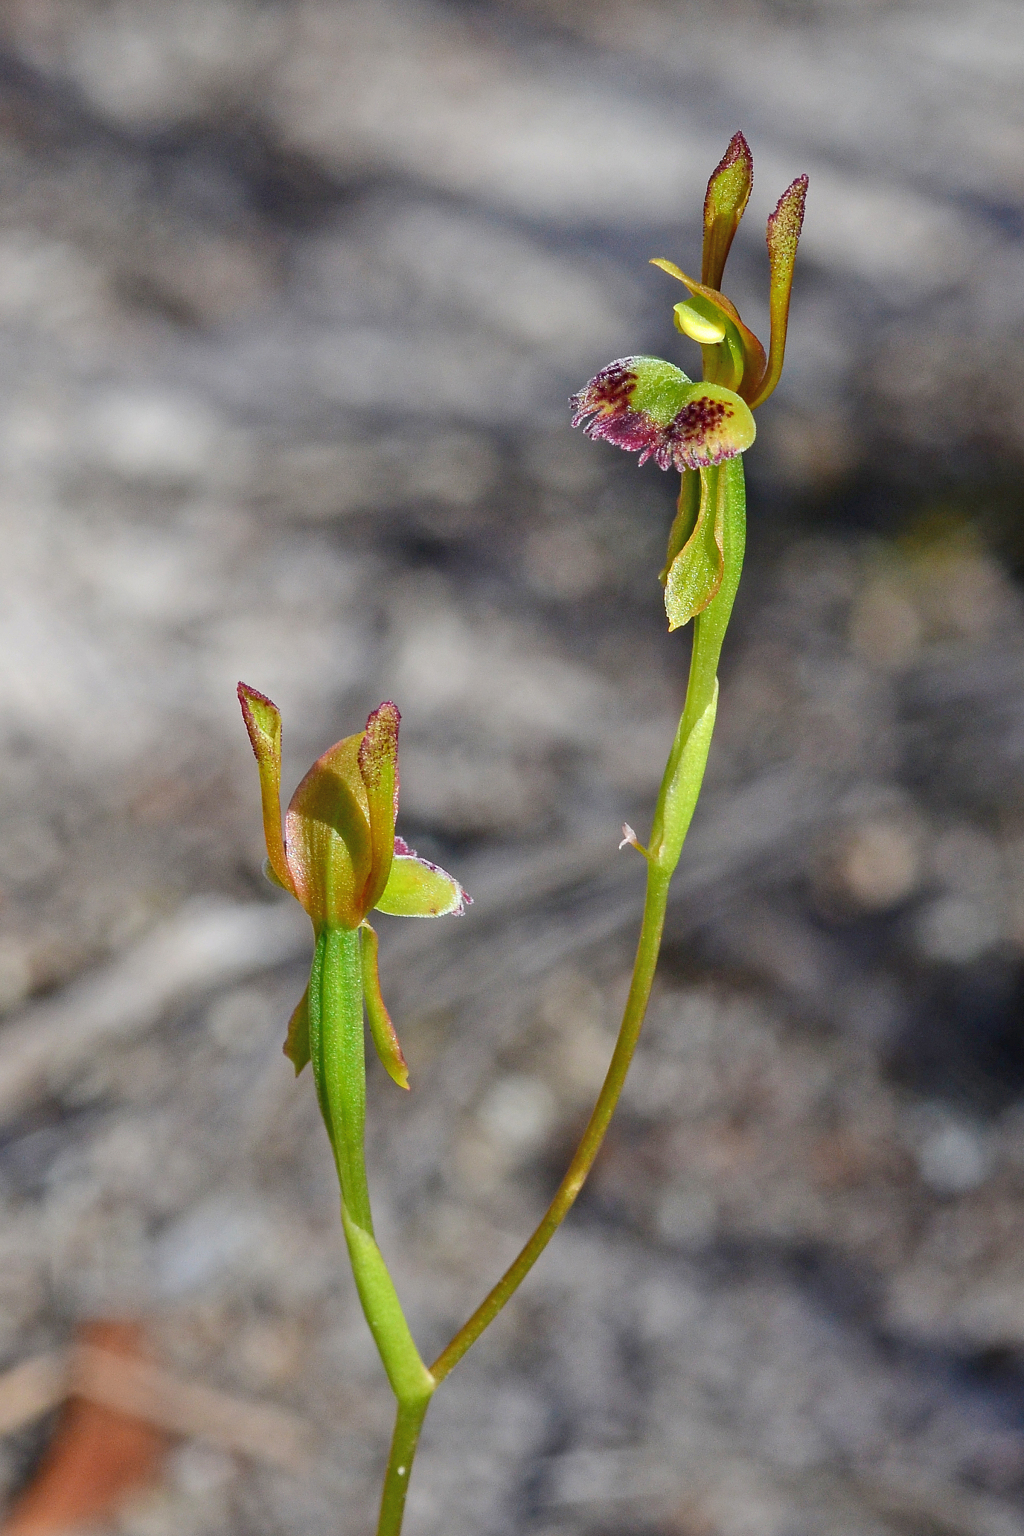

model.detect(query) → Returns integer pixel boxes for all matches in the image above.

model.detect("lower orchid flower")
[238,683,467,1088]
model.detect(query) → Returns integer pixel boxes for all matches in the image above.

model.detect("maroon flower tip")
[572,368,666,466]
[237,681,281,759]
[571,359,670,464]
[712,130,753,180]
[767,174,809,253]
[237,679,275,722]
[570,359,637,428]
[358,700,400,781]
[370,700,401,727]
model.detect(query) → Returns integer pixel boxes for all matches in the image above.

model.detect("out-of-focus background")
[0,1,1023,1532]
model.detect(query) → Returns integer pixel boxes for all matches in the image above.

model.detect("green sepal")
[661,468,701,584]
[702,131,754,290]
[664,465,725,631]
[238,683,292,894]
[375,851,468,918]
[748,174,809,409]
[360,922,409,1090]
[283,984,311,1075]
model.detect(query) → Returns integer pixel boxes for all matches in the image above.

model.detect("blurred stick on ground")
[0,1321,309,1536]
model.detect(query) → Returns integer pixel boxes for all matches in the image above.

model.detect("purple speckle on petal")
[665,395,735,470]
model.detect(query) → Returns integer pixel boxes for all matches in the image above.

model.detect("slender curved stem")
[431,457,746,1386]
[309,928,436,1534]
[320,459,745,1534]
[430,859,671,1382]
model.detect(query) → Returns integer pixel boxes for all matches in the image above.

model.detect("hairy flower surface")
[571,358,755,471]
[652,131,807,409]
[571,132,806,476]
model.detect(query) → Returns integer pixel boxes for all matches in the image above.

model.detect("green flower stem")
[320,460,745,1536]
[341,1206,435,1407]
[377,1397,432,1536]
[429,860,671,1387]
[429,455,746,1390]
[309,927,374,1231]
[309,928,436,1536]
[649,458,746,866]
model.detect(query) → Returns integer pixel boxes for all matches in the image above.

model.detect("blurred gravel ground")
[0,2,1023,1533]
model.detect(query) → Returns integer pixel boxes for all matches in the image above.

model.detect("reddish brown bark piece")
[2,1321,167,1536]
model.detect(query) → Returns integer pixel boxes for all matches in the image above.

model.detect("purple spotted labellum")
[571,358,755,472]
[570,133,806,630]
[571,133,807,473]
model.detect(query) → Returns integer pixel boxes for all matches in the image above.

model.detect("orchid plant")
[239,132,806,1536]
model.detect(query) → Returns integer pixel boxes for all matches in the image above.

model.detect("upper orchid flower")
[571,132,807,471]
[570,133,806,632]
[238,683,467,1085]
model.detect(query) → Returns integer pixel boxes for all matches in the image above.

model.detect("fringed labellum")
[570,358,755,473]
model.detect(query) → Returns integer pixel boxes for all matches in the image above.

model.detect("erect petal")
[283,985,310,1075]
[375,839,470,918]
[571,358,755,472]
[748,174,808,409]
[360,921,409,1090]
[650,260,767,401]
[702,130,754,290]
[238,682,293,894]
[285,730,373,929]
[358,702,400,915]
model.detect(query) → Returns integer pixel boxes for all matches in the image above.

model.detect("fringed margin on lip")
[571,364,753,472]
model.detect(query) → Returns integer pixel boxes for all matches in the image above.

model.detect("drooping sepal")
[571,358,755,472]
[749,174,808,409]
[664,466,725,631]
[283,985,311,1075]
[375,838,470,918]
[360,922,409,1090]
[701,131,753,290]
[238,683,292,894]
[661,468,701,584]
